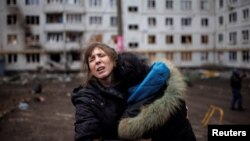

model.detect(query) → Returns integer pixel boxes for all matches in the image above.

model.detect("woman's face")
[88,47,115,84]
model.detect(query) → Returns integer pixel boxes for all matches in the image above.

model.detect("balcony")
[44,24,64,31]
[44,4,64,12]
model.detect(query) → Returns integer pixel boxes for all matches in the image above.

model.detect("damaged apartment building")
[0,0,249,73]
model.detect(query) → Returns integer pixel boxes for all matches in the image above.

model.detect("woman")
[71,42,128,141]
[71,42,195,141]
[117,52,197,141]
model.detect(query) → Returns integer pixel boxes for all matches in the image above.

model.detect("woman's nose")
[95,56,101,64]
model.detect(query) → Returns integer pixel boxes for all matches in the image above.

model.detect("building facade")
[215,0,250,68]
[0,0,249,72]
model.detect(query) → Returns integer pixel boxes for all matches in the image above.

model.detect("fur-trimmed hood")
[118,60,187,140]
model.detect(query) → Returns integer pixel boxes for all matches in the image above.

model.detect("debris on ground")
[18,101,29,111]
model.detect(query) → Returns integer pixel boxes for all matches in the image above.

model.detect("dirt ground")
[0,73,250,141]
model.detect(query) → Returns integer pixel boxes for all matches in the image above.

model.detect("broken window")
[7,15,17,25]
[201,18,208,27]
[7,34,18,45]
[47,13,63,23]
[47,32,63,43]
[110,16,117,27]
[166,35,173,44]
[26,54,40,63]
[26,15,40,25]
[128,42,139,48]
[181,52,192,61]
[148,35,156,44]
[229,51,237,61]
[128,6,138,12]
[89,16,102,25]
[181,17,192,26]
[181,35,192,44]
[66,32,82,43]
[7,54,17,63]
[242,51,250,62]
[148,17,156,27]
[25,33,39,45]
[69,51,81,61]
[49,53,61,62]
[128,24,138,30]
[165,18,173,26]
[66,14,82,23]
[7,0,16,5]
[90,34,102,42]
[201,35,209,44]
[148,0,156,9]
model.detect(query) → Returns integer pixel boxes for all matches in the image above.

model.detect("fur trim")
[118,60,186,140]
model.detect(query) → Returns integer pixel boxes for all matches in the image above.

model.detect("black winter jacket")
[71,78,127,141]
[118,60,197,141]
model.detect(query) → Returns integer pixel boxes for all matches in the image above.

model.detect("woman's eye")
[88,58,94,62]
[99,53,106,57]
